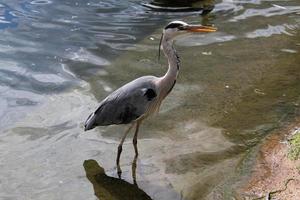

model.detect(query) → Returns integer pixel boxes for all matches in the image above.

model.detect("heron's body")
[84,21,216,176]
[85,76,159,127]
[84,33,181,130]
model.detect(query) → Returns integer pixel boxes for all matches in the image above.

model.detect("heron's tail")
[84,112,96,131]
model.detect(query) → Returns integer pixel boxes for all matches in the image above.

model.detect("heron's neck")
[159,37,179,95]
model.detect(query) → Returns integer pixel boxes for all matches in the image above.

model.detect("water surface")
[0,0,300,199]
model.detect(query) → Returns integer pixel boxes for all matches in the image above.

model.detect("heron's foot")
[117,165,122,179]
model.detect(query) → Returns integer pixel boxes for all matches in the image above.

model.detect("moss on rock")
[288,129,300,160]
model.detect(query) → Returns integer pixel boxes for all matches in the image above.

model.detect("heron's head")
[158,21,216,60]
[162,20,217,40]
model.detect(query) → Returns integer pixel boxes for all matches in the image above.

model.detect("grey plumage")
[84,76,158,131]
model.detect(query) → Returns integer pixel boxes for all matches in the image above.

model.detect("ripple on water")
[67,47,111,66]
[30,0,52,5]
[0,85,44,130]
[177,32,236,47]
[0,60,27,74]
[93,31,136,41]
[32,74,67,84]
[280,48,298,54]
[214,1,244,13]
[230,5,300,22]
[0,3,17,29]
[246,24,294,38]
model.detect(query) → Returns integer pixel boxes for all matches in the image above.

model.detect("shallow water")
[0,0,300,199]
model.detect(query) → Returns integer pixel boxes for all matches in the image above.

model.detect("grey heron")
[84,21,216,175]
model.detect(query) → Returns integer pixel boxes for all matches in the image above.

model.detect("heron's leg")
[132,154,138,185]
[116,123,134,177]
[133,121,141,156]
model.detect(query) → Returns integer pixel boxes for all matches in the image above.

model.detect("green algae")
[288,130,300,160]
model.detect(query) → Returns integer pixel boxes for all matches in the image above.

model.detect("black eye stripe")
[164,23,183,29]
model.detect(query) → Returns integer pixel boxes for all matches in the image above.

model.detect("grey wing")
[84,76,158,131]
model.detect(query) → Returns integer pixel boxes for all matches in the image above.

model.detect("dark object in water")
[150,0,206,7]
[142,0,214,13]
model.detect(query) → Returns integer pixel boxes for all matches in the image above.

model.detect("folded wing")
[84,76,158,131]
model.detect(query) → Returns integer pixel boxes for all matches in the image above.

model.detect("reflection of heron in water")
[83,159,152,200]
[84,21,216,176]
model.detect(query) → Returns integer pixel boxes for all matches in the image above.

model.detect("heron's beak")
[183,25,217,33]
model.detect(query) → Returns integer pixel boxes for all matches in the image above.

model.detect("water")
[0,0,299,199]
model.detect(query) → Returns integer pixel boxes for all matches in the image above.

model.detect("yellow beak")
[184,25,217,33]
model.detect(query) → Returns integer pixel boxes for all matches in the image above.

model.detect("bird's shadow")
[83,159,152,200]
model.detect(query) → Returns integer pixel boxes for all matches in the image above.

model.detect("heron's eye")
[178,26,185,31]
